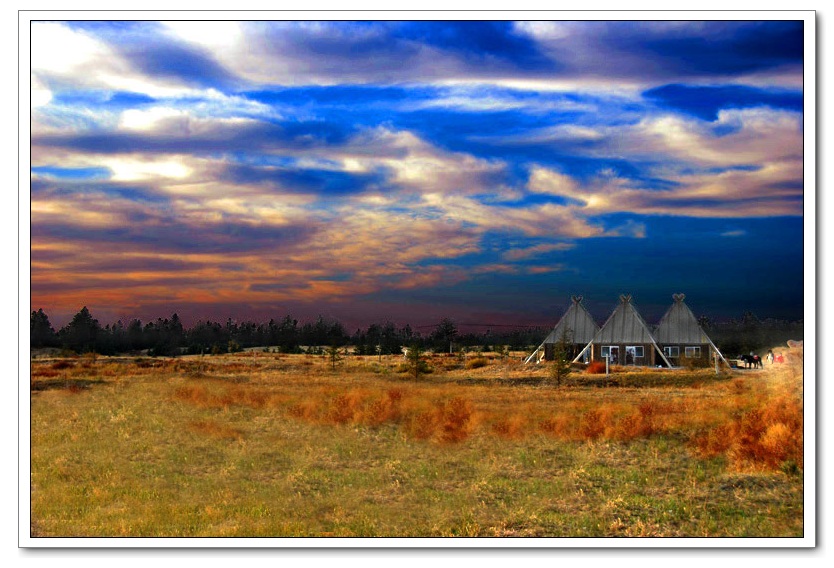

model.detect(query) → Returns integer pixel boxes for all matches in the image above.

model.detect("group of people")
[767,349,785,365]
[764,349,785,365]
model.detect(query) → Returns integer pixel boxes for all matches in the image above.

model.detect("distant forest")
[30,306,803,358]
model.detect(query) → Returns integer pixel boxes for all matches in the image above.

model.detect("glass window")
[601,346,618,363]
[664,346,680,357]
[628,346,644,358]
[685,346,701,358]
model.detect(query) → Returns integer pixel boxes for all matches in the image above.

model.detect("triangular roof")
[573,294,673,366]
[541,295,600,344]
[592,294,657,343]
[524,295,599,364]
[654,294,729,366]
[654,293,711,344]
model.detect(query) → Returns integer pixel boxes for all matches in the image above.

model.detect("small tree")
[549,330,573,386]
[325,344,344,371]
[405,344,431,379]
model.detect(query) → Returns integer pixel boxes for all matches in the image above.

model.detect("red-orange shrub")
[492,414,527,439]
[586,361,607,374]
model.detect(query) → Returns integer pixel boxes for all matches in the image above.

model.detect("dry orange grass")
[693,345,803,472]
[173,381,274,409]
[30,346,806,537]
[283,386,478,443]
[188,419,243,440]
[37,345,801,473]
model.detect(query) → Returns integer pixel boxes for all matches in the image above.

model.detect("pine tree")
[549,329,573,386]
[405,344,431,379]
[325,344,344,371]
[30,309,57,348]
[59,306,101,353]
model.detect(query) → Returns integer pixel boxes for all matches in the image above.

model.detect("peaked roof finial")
[619,294,632,304]
[571,295,583,304]
[673,293,686,303]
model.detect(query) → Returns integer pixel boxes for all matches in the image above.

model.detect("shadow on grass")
[453,371,736,389]
[30,378,107,392]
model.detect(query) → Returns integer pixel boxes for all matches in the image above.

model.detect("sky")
[28,17,808,330]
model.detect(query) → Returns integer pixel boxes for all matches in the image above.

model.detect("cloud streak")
[27,18,807,325]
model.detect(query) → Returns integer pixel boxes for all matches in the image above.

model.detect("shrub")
[491,414,527,439]
[439,397,476,443]
[692,394,803,472]
[681,353,710,369]
[465,357,488,370]
[586,361,607,374]
[539,415,572,439]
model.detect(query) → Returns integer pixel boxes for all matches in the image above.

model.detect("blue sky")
[29,18,807,328]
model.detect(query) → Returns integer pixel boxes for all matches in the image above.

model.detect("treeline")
[30,307,548,357]
[30,307,803,358]
[701,312,804,356]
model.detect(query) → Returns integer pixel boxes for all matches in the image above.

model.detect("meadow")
[29,346,805,538]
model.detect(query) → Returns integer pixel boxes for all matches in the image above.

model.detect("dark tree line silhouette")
[30,306,802,357]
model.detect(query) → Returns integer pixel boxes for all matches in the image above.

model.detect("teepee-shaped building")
[525,296,600,364]
[655,293,727,366]
[574,295,672,367]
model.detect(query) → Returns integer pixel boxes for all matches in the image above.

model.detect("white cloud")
[102,156,191,182]
[502,242,575,261]
[31,22,214,99]
[162,21,243,50]
[612,107,803,167]
[30,74,52,108]
[31,22,113,77]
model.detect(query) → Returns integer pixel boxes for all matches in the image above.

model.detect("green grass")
[29,353,804,538]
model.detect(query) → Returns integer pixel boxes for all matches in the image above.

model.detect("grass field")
[29,346,805,538]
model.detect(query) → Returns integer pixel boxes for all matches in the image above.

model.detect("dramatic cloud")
[27,18,807,327]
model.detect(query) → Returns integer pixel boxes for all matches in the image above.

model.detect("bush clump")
[465,357,488,370]
[586,361,607,374]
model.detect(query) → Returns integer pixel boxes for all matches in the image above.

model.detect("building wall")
[590,343,656,366]
[659,343,713,366]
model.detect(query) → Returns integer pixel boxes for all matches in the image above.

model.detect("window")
[627,346,644,358]
[624,346,644,365]
[664,346,680,358]
[601,346,619,363]
[685,346,701,358]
